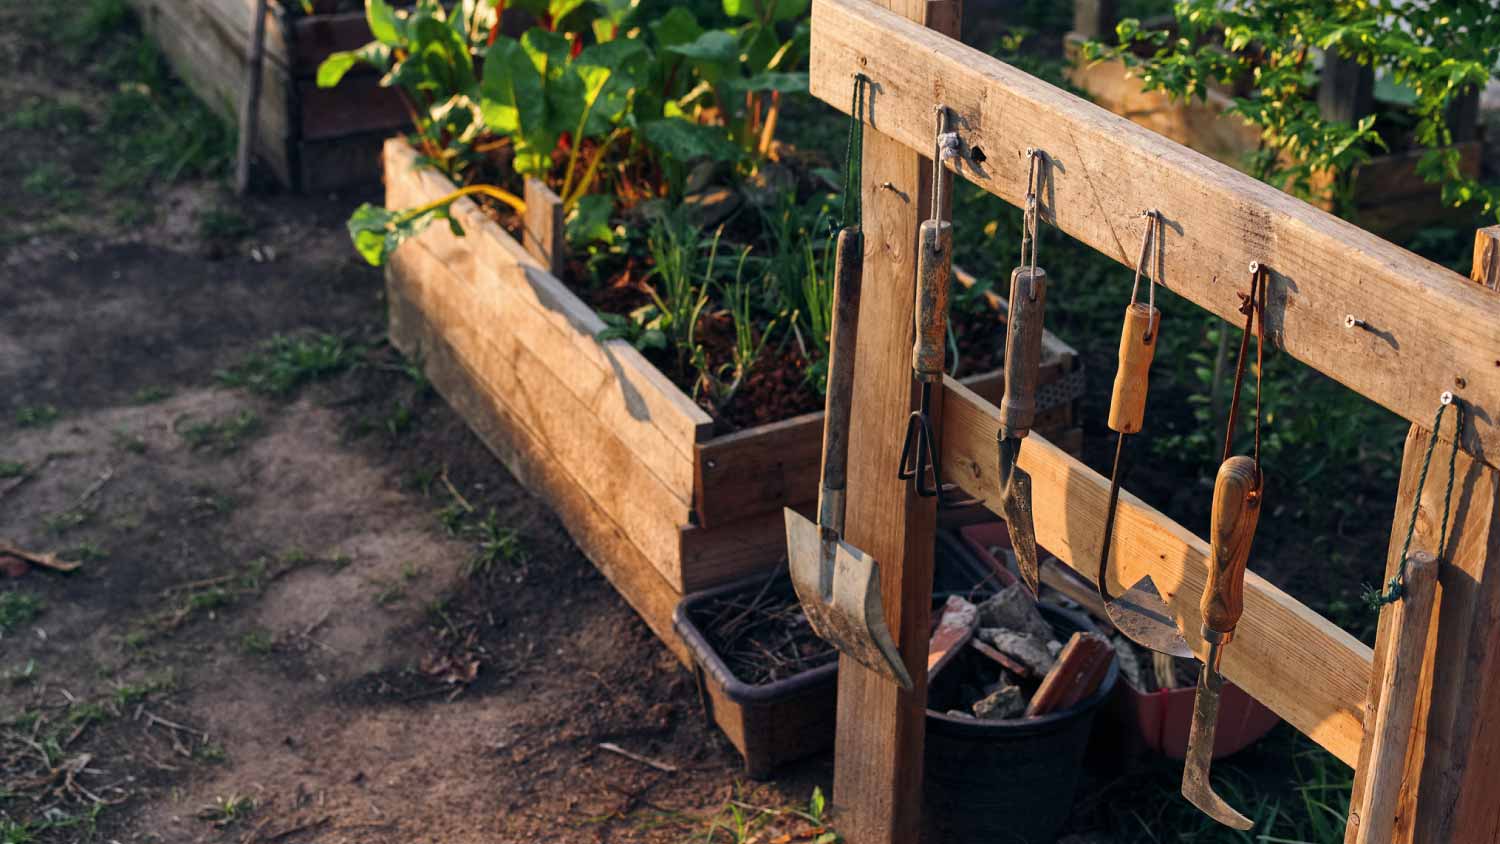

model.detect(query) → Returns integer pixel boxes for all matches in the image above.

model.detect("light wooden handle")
[1348,552,1439,844]
[1108,303,1160,434]
[999,265,1049,437]
[1202,455,1261,636]
[821,227,863,498]
[911,220,952,381]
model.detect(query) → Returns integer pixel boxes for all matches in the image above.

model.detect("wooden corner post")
[821,0,961,841]
[1346,230,1500,842]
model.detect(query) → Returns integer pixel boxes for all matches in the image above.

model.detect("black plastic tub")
[924,605,1118,844]
[673,570,838,779]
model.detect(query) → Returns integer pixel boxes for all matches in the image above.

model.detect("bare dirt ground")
[0,5,826,842]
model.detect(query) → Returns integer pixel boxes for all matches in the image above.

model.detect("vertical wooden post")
[1470,225,1500,291]
[1318,51,1374,126]
[1072,0,1117,41]
[523,177,566,277]
[830,1,960,842]
[1346,231,1500,843]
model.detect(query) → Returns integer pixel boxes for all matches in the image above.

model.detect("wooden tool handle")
[911,220,953,381]
[821,227,863,499]
[999,265,1049,437]
[1108,303,1160,434]
[1348,552,1439,844]
[1202,455,1261,636]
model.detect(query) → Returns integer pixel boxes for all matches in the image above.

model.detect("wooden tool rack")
[808,1,1500,841]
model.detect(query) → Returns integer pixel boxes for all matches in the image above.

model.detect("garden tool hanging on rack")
[786,75,913,690]
[996,149,1049,597]
[1095,211,1193,659]
[898,106,959,499]
[1182,262,1268,831]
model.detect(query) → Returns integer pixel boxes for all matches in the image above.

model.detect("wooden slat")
[810,0,1500,467]
[678,506,806,593]
[940,377,1370,764]
[523,178,566,276]
[386,141,709,501]
[388,238,695,589]
[387,267,689,665]
[831,0,960,840]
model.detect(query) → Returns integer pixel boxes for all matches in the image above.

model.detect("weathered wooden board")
[387,268,691,665]
[388,235,695,588]
[810,0,1500,467]
[941,377,1370,765]
[386,141,710,503]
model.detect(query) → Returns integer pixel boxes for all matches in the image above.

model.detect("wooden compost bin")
[381,139,1083,663]
[127,0,407,191]
[1065,35,1483,239]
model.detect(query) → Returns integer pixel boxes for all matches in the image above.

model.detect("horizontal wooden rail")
[811,0,1500,467]
[941,378,1371,765]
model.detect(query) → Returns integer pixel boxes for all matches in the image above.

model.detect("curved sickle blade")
[1182,665,1253,830]
[997,437,1039,596]
[1106,577,1193,659]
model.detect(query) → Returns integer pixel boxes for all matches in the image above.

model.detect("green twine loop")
[838,74,868,233]
[1368,398,1465,609]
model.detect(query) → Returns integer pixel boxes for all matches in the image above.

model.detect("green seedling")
[0,593,44,633]
[131,385,173,404]
[217,334,363,397]
[14,405,59,428]
[177,410,263,453]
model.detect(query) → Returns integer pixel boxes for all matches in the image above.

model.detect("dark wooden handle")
[1108,303,1160,434]
[821,227,863,497]
[1202,455,1262,635]
[912,220,952,380]
[999,265,1049,437]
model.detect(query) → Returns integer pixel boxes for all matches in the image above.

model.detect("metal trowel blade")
[1105,575,1193,659]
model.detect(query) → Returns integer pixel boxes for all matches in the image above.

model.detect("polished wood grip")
[821,227,863,498]
[912,219,953,381]
[999,265,1049,437]
[1202,455,1261,636]
[1108,303,1160,434]
[1348,551,1438,844]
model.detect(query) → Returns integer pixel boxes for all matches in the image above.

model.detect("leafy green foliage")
[215,334,363,397]
[1082,1,1500,217]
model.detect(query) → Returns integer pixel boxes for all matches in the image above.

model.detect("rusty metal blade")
[1106,576,1193,659]
[784,508,914,690]
[1181,663,1252,830]
[998,438,1038,596]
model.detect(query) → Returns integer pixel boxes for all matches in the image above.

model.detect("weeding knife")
[1181,455,1261,830]
[997,265,1048,597]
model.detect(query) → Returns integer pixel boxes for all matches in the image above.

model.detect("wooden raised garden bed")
[381,139,1083,663]
[1064,34,1484,239]
[127,0,408,191]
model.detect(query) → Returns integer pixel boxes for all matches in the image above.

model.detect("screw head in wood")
[1248,261,1260,273]
[1441,391,1455,405]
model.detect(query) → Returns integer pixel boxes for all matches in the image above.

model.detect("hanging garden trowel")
[785,227,913,691]
[997,264,1048,597]
[1181,455,1261,829]
[1097,303,1193,659]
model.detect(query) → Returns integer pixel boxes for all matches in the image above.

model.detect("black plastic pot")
[924,605,1119,844]
[673,570,838,779]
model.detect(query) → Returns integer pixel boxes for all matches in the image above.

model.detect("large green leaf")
[347,202,456,267]
[664,30,739,63]
[366,0,403,45]
[729,71,807,94]
[639,119,742,163]
[316,41,393,88]
[410,15,476,95]
[480,37,547,134]
[650,7,701,47]
[723,0,809,22]
[566,193,616,245]
[741,23,779,73]
[573,39,648,132]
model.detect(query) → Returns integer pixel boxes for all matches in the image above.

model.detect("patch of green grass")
[14,405,59,428]
[177,410,263,453]
[7,99,91,133]
[0,592,44,633]
[384,401,416,437]
[197,207,254,241]
[131,385,173,404]
[404,465,440,496]
[239,629,274,655]
[465,509,527,578]
[44,509,90,535]
[198,794,255,827]
[216,334,363,397]
[0,460,26,479]
[185,588,232,613]
[196,743,228,763]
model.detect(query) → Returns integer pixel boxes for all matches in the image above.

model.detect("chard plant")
[1082,0,1500,218]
